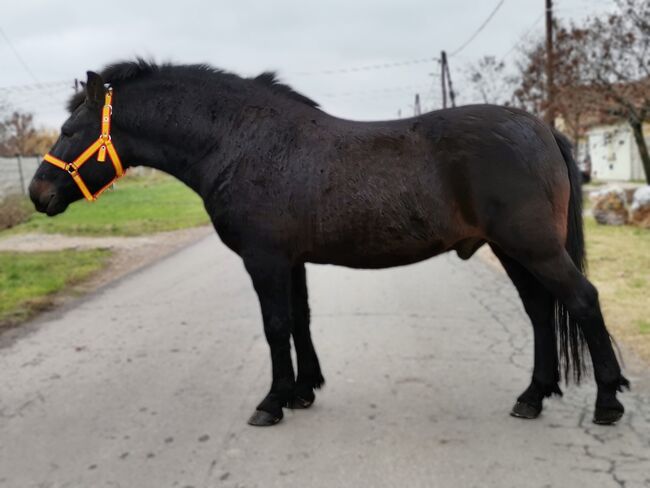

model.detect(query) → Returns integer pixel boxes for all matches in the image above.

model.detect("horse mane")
[252,71,319,108]
[67,59,319,112]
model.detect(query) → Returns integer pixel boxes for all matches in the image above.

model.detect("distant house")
[553,79,649,182]
[586,122,649,181]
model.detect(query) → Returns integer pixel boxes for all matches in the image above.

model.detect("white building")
[586,122,649,182]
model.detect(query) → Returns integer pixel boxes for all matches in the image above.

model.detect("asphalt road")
[1,234,649,488]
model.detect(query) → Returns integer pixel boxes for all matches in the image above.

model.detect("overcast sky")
[0,0,615,128]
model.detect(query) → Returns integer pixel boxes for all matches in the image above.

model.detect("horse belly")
[304,220,451,269]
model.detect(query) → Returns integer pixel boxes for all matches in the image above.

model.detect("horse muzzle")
[29,179,69,216]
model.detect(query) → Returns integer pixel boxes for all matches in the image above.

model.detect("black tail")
[552,129,589,384]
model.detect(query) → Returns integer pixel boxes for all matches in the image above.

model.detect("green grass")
[10,174,210,237]
[585,217,650,361]
[638,320,650,335]
[0,173,209,328]
[0,249,111,327]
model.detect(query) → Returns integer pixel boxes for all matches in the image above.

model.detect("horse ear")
[85,71,105,106]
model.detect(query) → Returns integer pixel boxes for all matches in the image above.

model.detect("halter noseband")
[43,88,124,201]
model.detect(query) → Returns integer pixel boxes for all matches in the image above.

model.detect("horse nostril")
[43,192,56,205]
[29,180,57,212]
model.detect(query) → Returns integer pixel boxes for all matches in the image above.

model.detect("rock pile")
[590,185,650,229]
[629,186,650,229]
[591,187,629,226]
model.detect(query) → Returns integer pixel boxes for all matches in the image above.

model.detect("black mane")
[67,59,319,112]
[253,71,320,109]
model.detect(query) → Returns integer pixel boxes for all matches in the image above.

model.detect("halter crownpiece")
[43,87,124,201]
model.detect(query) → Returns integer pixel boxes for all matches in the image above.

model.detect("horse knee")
[564,280,600,323]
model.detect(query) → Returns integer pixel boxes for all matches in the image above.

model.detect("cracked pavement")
[1,234,649,487]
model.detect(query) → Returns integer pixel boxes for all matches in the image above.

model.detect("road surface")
[1,234,649,487]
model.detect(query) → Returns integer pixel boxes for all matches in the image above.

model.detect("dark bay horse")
[29,60,628,426]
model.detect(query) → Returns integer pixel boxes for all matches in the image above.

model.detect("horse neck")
[112,81,262,198]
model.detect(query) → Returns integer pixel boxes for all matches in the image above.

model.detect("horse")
[28,60,629,427]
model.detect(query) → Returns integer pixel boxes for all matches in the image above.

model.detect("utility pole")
[545,0,555,126]
[414,94,421,116]
[441,51,448,109]
[444,55,456,108]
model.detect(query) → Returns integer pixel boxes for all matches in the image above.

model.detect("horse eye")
[61,129,73,138]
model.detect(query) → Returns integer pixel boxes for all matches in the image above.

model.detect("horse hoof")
[593,407,623,425]
[288,395,314,409]
[247,410,282,427]
[510,401,541,419]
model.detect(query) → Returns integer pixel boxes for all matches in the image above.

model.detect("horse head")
[29,71,125,216]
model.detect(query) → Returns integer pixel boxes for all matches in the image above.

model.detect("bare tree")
[465,56,516,105]
[0,111,57,157]
[512,41,547,117]
[512,25,594,148]
[574,0,650,183]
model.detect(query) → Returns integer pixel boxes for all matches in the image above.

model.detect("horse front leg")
[289,264,325,409]
[244,252,295,427]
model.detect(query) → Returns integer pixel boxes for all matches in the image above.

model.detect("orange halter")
[43,88,124,201]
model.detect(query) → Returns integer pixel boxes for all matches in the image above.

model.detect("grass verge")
[585,217,650,362]
[8,174,209,237]
[0,249,111,329]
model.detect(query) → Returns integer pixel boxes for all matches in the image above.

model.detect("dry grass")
[0,194,33,230]
[585,217,650,363]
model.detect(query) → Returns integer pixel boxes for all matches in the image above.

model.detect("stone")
[591,187,629,226]
[629,186,650,229]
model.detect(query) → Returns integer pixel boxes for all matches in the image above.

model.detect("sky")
[0,0,615,129]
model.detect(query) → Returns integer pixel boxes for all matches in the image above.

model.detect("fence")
[0,155,41,200]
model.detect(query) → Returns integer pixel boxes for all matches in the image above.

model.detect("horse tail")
[552,129,588,384]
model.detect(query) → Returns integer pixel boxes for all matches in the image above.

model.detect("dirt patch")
[0,225,213,331]
[72,226,213,290]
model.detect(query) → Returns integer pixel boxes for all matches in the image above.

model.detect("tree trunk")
[630,120,650,184]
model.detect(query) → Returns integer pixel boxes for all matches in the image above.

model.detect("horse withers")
[29,61,629,427]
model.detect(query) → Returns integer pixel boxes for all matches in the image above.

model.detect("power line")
[292,57,440,76]
[497,3,610,64]
[449,0,506,57]
[0,80,71,93]
[0,25,41,84]
[500,12,545,60]
[321,83,435,98]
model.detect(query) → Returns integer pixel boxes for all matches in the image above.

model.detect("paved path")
[1,235,649,488]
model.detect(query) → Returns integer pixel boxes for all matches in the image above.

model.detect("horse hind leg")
[514,249,629,425]
[490,244,561,419]
[289,263,325,409]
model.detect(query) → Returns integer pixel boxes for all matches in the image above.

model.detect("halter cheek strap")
[43,88,124,201]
